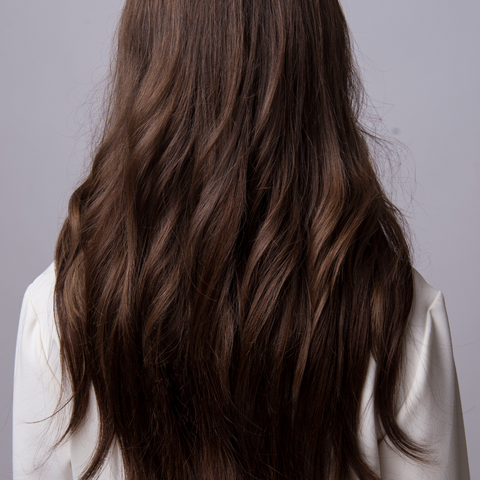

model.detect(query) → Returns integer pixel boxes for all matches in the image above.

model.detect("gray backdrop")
[1,0,478,477]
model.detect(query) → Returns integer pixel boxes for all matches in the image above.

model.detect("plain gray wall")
[1,0,478,478]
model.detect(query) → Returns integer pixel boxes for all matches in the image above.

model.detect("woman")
[12,0,470,479]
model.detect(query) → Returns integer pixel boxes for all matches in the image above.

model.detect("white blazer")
[12,262,471,479]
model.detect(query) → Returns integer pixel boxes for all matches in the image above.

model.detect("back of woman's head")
[53,0,423,478]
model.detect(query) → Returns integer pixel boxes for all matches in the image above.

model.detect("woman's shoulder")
[408,267,451,353]
[376,276,470,478]
[27,261,56,309]
[23,261,59,358]
[396,267,455,419]
[26,261,56,322]
[410,267,444,325]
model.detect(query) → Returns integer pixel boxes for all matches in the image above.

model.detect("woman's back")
[12,0,470,478]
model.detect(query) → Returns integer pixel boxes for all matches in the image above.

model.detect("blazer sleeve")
[378,291,471,479]
[12,284,73,480]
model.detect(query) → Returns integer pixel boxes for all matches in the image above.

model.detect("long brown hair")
[53,0,425,478]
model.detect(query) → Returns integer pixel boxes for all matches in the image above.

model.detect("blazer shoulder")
[25,261,58,354]
[27,261,56,314]
[410,268,443,328]
[396,268,450,411]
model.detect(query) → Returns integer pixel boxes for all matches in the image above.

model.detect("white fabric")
[12,262,471,479]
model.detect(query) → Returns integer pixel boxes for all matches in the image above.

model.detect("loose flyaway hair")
[53,0,426,478]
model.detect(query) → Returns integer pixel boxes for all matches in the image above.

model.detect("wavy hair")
[53,0,425,478]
